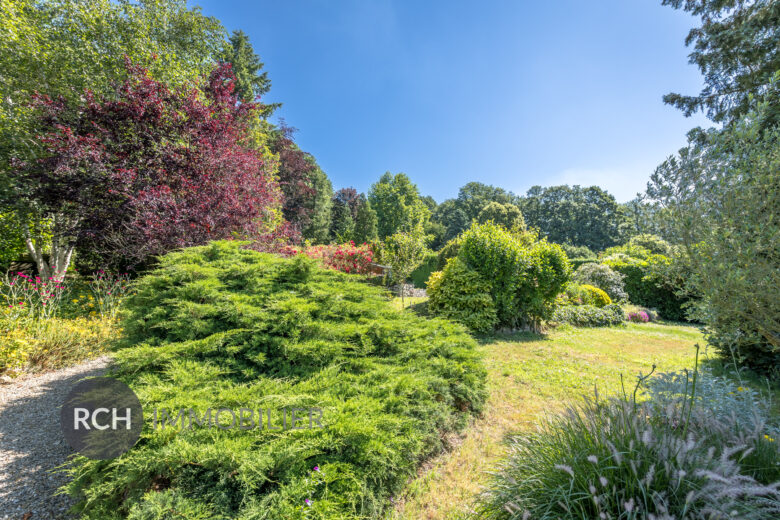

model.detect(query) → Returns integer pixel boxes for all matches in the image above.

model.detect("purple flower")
[305,499,312,506]
[313,466,319,472]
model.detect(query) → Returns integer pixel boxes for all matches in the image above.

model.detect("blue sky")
[194,0,711,202]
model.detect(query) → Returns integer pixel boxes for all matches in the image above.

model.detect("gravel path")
[0,357,112,520]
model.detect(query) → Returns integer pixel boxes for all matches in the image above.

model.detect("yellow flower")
[765,434,775,443]
[737,387,745,392]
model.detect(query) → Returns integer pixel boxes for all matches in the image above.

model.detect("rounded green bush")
[579,284,611,307]
[427,257,498,333]
[572,262,627,302]
[444,222,571,331]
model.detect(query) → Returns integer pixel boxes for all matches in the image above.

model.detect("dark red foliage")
[16,61,281,266]
[268,123,319,232]
[333,187,361,219]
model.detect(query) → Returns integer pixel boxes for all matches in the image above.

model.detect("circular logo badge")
[60,376,143,460]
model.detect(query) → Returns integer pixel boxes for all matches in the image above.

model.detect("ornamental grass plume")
[477,359,780,519]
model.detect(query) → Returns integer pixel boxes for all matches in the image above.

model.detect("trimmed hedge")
[64,241,486,519]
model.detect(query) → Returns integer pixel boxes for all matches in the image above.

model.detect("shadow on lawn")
[475,330,549,345]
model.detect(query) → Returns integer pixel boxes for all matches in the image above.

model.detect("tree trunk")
[21,215,75,281]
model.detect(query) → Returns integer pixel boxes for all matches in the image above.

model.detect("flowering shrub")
[0,269,129,375]
[280,241,375,275]
[0,314,116,374]
[627,310,650,323]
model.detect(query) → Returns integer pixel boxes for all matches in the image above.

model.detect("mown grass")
[389,322,707,520]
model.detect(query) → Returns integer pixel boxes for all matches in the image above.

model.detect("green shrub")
[436,236,461,270]
[409,251,439,288]
[572,263,627,302]
[477,370,780,519]
[579,284,611,307]
[626,233,671,256]
[550,304,624,327]
[558,243,595,260]
[557,283,588,306]
[457,223,570,331]
[64,241,486,519]
[602,254,688,321]
[568,258,596,271]
[427,257,497,333]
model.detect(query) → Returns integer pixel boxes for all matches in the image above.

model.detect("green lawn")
[388,322,706,519]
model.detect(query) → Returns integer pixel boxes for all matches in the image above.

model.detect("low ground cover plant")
[477,365,780,519]
[64,241,486,519]
[551,303,624,327]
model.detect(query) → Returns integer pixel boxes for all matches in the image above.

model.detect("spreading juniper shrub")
[64,241,486,519]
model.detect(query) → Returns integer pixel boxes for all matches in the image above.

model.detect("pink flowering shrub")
[279,241,374,275]
[627,310,650,323]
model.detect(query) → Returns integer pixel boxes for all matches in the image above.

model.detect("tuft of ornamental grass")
[477,358,780,519]
[63,241,486,519]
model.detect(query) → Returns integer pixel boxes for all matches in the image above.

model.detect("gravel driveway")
[0,357,112,520]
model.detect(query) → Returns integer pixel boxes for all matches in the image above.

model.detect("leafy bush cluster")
[558,284,611,308]
[559,243,596,260]
[602,247,688,322]
[648,101,780,377]
[551,304,624,327]
[478,368,780,519]
[427,258,498,333]
[428,223,570,332]
[580,285,611,308]
[573,262,628,302]
[65,241,486,519]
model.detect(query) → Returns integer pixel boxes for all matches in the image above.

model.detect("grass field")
[388,322,709,519]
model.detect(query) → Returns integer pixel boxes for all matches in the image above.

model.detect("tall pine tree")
[353,195,378,243]
[223,30,280,116]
